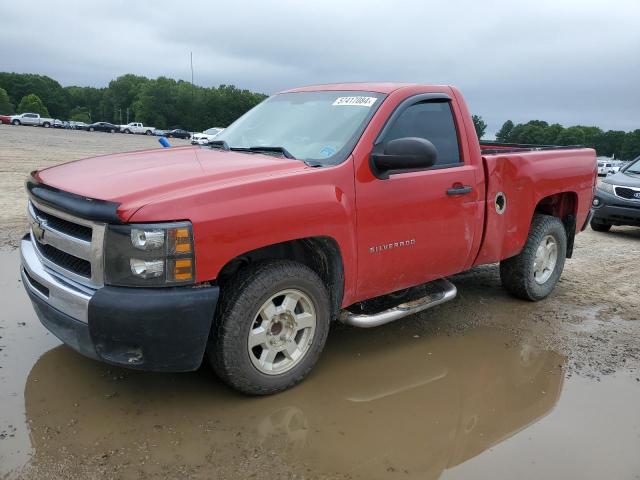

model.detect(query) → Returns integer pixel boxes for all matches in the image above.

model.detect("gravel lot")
[0,125,638,479]
[0,125,190,249]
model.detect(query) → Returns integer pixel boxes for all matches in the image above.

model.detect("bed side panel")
[474,149,596,266]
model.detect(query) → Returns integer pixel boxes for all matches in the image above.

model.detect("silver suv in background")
[591,156,640,231]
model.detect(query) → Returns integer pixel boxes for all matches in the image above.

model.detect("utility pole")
[190,51,195,130]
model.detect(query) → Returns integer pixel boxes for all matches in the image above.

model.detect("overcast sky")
[1,0,638,136]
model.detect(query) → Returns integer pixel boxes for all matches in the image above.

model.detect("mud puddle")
[1,250,639,479]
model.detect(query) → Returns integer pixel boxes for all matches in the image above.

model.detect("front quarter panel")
[128,160,359,305]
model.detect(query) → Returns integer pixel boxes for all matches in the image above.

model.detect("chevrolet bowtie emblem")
[32,219,46,242]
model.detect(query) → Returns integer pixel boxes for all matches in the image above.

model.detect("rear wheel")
[145,130,152,135]
[42,122,50,128]
[590,219,612,232]
[500,214,567,301]
[89,127,95,132]
[209,260,330,395]
[110,128,115,133]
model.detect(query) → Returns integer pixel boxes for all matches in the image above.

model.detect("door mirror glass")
[370,137,437,179]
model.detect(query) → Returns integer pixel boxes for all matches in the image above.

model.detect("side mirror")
[370,137,437,179]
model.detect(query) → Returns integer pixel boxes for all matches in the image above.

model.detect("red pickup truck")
[20,83,597,394]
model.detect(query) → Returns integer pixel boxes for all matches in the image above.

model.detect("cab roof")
[281,82,445,94]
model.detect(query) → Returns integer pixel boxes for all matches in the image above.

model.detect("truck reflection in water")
[23,326,564,479]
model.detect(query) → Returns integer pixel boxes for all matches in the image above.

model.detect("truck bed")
[473,146,597,266]
[480,141,583,155]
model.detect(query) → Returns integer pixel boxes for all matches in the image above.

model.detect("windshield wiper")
[246,146,296,159]
[208,140,230,150]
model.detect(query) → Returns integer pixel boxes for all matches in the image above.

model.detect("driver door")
[354,95,481,301]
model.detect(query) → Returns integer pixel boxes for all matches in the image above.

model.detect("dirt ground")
[0,125,191,250]
[0,126,639,479]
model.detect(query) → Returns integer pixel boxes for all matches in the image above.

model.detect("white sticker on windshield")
[332,96,377,107]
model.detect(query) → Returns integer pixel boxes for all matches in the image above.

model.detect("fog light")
[592,197,601,207]
[130,259,164,279]
[131,229,164,250]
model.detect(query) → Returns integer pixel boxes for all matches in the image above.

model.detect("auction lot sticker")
[332,96,377,107]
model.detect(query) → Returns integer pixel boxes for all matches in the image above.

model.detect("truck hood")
[34,146,308,218]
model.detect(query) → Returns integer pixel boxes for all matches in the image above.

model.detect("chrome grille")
[614,186,640,201]
[31,203,92,241]
[28,198,106,288]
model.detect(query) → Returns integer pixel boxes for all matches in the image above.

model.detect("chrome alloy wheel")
[248,289,317,375]
[533,235,558,284]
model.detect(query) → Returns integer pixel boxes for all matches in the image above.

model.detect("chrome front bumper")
[20,236,95,323]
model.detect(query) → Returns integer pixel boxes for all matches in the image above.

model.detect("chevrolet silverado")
[20,83,597,394]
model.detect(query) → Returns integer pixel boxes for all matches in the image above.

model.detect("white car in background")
[191,127,224,145]
[120,122,155,135]
[598,161,615,176]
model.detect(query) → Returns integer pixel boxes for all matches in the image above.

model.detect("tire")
[124,129,131,134]
[42,122,50,128]
[209,260,331,395]
[590,219,612,232]
[110,128,115,133]
[89,127,95,132]
[12,120,20,126]
[145,130,152,135]
[500,214,567,301]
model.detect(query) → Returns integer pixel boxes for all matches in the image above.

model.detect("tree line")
[473,117,640,161]
[0,72,267,132]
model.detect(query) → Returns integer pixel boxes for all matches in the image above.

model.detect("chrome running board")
[339,278,457,328]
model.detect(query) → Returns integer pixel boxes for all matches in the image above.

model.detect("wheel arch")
[215,236,345,318]
[533,191,578,257]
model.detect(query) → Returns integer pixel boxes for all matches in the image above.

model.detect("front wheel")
[12,120,20,126]
[500,214,567,301]
[209,260,330,395]
[110,128,115,133]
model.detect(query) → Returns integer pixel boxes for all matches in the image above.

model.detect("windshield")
[626,156,640,174]
[213,91,385,165]
[204,128,222,135]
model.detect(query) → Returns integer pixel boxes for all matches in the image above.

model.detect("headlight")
[598,182,615,195]
[104,221,195,287]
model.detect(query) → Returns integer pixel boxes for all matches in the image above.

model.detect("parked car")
[10,113,55,128]
[70,121,89,130]
[165,128,191,140]
[120,122,155,135]
[53,119,69,129]
[597,160,621,176]
[591,155,640,231]
[191,127,224,145]
[0,114,11,125]
[87,122,120,133]
[154,129,168,137]
[20,83,596,395]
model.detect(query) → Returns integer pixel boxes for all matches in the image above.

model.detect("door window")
[382,101,462,166]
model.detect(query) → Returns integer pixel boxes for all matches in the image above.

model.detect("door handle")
[447,185,473,196]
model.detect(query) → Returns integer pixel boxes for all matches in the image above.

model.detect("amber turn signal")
[170,258,193,282]
[169,227,192,254]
